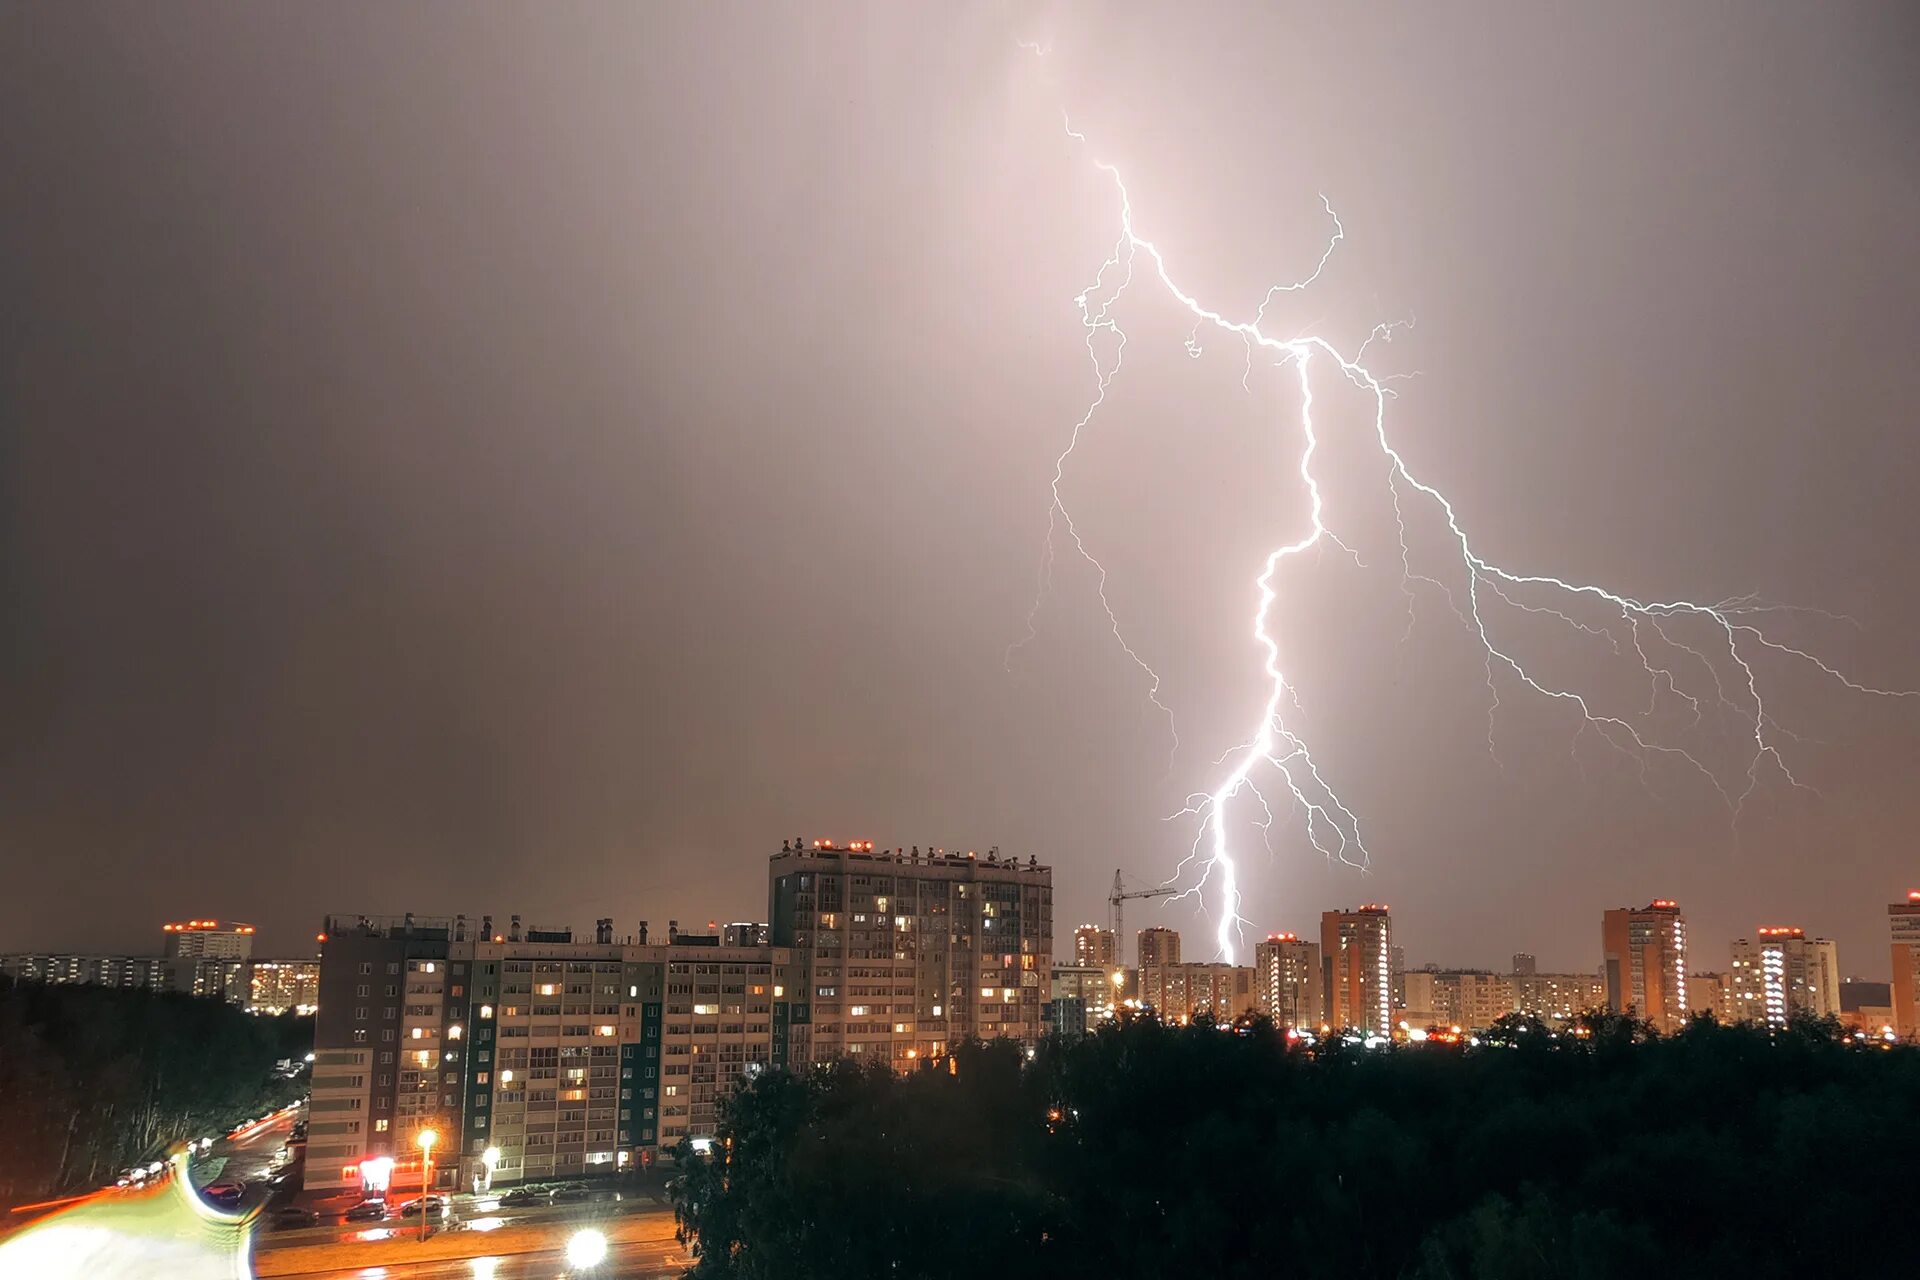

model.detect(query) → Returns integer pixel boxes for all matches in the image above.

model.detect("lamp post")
[481,1145,500,1194]
[415,1129,438,1241]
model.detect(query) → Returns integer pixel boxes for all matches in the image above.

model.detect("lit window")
[500,1070,514,1084]
[411,1028,423,1039]
[374,1120,389,1132]
[693,1004,717,1016]
[478,1005,493,1019]
[893,1023,908,1034]
[849,1005,868,1017]
[773,985,784,998]
[932,1005,943,1017]
[595,1025,615,1037]
[447,1025,463,1040]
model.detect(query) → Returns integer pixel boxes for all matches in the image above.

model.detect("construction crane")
[1109,869,1182,972]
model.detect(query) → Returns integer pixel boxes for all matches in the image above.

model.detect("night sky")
[3,5,1916,977]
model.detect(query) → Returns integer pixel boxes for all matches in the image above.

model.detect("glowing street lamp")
[480,1145,500,1193]
[415,1129,438,1241]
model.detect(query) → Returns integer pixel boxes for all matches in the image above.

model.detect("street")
[273,1233,691,1280]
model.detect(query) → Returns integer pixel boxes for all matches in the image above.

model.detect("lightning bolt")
[1028,114,1918,964]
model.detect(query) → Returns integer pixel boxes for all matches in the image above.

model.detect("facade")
[1253,934,1323,1028]
[1601,900,1689,1033]
[1073,925,1118,970]
[1729,929,1841,1027]
[1685,971,1732,1022]
[1051,964,1114,1033]
[309,912,807,1193]
[1512,972,1608,1025]
[767,840,1053,1070]
[1135,963,1258,1023]
[1512,953,1538,977]
[246,960,321,1015]
[0,953,170,988]
[1137,927,1181,968]
[162,920,257,960]
[1402,969,1516,1032]
[1321,906,1393,1034]
[1891,893,1920,1039]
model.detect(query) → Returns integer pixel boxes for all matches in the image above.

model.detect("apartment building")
[1730,928,1840,1027]
[1253,933,1323,1029]
[1512,972,1609,1025]
[1890,892,1920,1039]
[1602,900,1689,1033]
[767,840,1053,1069]
[1135,963,1259,1023]
[1321,906,1393,1034]
[1073,925,1118,970]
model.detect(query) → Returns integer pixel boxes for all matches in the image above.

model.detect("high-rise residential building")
[309,912,807,1194]
[1601,900,1688,1033]
[720,922,769,948]
[1254,933,1323,1029]
[1051,964,1115,1033]
[1400,969,1515,1032]
[1685,971,1732,1023]
[1321,906,1392,1034]
[1730,929,1840,1027]
[1511,972,1608,1025]
[1136,963,1258,1023]
[1137,927,1181,968]
[0,953,170,989]
[1512,954,1538,977]
[247,960,321,1015]
[162,920,257,960]
[1390,945,1407,1012]
[767,840,1053,1070]
[1890,892,1920,1039]
[1073,925,1118,971]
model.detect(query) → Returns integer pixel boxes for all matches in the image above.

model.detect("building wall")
[1321,907,1392,1034]
[1730,931,1841,1026]
[1890,896,1920,1039]
[1602,902,1687,1033]
[1051,965,1114,1032]
[1136,963,1258,1023]
[1137,928,1181,969]
[1513,972,1608,1024]
[1253,936,1323,1029]
[768,843,1052,1069]
[1073,926,1117,970]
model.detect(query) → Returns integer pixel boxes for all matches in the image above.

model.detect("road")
[258,1189,675,1251]
[275,1233,691,1279]
[196,1105,303,1201]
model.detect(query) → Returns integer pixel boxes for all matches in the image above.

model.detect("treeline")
[673,1012,1920,1280]
[0,977,311,1201]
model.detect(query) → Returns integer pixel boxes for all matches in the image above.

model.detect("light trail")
[1021,114,1917,962]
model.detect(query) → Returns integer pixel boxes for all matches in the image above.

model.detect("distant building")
[1073,925,1118,970]
[1602,900,1688,1033]
[768,840,1053,1069]
[247,960,321,1015]
[1512,953,1538,977]
[1685,971,1732,1023]
[1838,979,1894,1035]
[0,953,169,989]
[1321,906,1393,1034]
[1730,929,1840,1026]
[162,920,256,961]
[1401,969,1515,1032]
[1890,892,1920,1039]
[1512,972,1608,1025]
[1051,964,1114,1033]
[1137,927,1181,969]
[0,949,311,1014]
[1254,934,1323,1029]
[1136,963,1258,1023]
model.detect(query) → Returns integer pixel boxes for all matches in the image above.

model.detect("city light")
[565,1228,609,1270]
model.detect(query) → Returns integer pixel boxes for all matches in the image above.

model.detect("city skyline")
[5,7,1917,982]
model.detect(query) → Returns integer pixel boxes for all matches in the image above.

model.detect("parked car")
[268,1206,319,1230]
[549,1185,589,1203]
[499,1187,542,1206]
[396,1195,448,1218]
[201,1181,246,1206]
[344,1199,389,1222]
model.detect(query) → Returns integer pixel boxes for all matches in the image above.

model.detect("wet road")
[266,1230,690,1279]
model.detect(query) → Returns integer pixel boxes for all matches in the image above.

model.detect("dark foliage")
[0,977,310,1201]
[673,1014,1920,1280]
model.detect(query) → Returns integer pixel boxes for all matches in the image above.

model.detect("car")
[201,1181,246,1206]
[548,1185,589,1203]
[396,1196,448,1218]
[344,1199,389,1222]
[268,1206,319,1230]
[499,1187,542,1206]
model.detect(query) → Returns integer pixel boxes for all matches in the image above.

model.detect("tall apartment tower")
[1137,927,1181,968]
[1254,933,1323,1029]
[1320,906,1392,1034]
[1512,953,1538,976]
[1601,900,1688,1033]
[767,840,1053,1070]
[1730,929,1840,1027]
[1073,925,1118,970]
[162,920,257,960]
[1888,892,1920,1038]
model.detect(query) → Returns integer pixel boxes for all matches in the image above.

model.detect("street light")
[481,1146,500,1193]
[415,1129,438,1241]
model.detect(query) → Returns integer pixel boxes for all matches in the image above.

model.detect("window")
[358,962,372,975]
[355,1007,368,1021]
[379,1052,393,1064]
[352,1030,368,1044]
[374,1119,389,1132]
[355,984,369,997]
[849,1006,868,1017]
